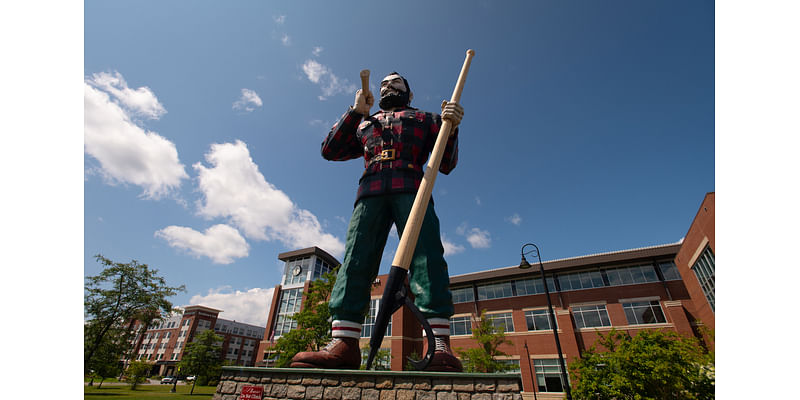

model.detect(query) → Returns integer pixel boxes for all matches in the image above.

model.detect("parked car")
[186,375,196,382]
[161,376,177,384]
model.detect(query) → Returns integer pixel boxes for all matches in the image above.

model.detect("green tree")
[124,360,152,390]
[84,254,185,372]
[85,323,126,388]
[178,329,224,389]
[269,266,339,367]
[456,310,513,373]
[569,328,714,400]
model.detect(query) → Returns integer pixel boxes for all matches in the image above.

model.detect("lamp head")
[519,255,532,269]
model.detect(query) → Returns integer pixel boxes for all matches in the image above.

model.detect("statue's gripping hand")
[440,100,464,127]
[353,89,374,116]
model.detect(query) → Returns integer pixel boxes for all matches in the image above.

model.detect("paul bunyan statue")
[292,51,474,372]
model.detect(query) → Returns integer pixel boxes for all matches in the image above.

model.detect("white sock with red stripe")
[332,320,362,339]
[422,318,451,337]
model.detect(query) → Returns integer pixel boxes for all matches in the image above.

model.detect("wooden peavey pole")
[366,49,475,370]
[392,49,474,271]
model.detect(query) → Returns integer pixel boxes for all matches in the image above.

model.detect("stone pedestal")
[214,366,523,400]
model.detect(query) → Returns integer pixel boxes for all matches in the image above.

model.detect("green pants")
[329,193,454,323]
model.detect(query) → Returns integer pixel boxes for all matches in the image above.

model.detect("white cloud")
[456,222,491,249]
[193,140,345,257]
[189,286,274,326]
[441,235,465,256]
[301,59,357,100]
[281,34,291,46]
[302,60,328,84]
[312,46,323,57]
[475,196,482,206]
[274,15,286,24]
[155,224,249,264]
[506,213,522,226]
[84,71,188,199]
[87,71,166,119]
[232,88,263,112]
[466,228,492,249]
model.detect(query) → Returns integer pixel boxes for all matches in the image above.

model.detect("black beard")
[379,92,410,110]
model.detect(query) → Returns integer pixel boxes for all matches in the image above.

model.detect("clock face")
[292,265,302,276]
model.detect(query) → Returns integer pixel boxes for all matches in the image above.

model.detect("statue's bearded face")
[379,73,411,109]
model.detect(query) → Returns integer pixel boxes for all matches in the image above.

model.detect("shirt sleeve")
[321,108,365,161]
[431,113,459,175]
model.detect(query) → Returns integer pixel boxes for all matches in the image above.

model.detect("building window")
[487,312,514,333]
[451,287,474,304]
[622,300,667,325]
[525,309,556,331]
[273,288,303,338]
[572,305,611,329]
[285,257,310,285]
[514,276,557,296]
[312,258,333,281]
[605,264,660,286]
[533,359,568,393]
[477,281,513,300]
[361,299,391,338]
[658,261,682,281]
[691,245,715,312]
[450,315,472,336]
[557,270,605,291]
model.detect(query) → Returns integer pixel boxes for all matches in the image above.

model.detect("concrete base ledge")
[214,366,523,400]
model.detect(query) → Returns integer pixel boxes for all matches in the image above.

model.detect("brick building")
[255,193,715,399]
[124,305,265,376]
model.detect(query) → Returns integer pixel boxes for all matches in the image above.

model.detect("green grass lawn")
[84,384,216,399]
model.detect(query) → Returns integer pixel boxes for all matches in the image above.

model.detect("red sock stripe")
[332,326,362,332]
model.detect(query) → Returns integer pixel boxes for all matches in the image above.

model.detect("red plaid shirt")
[322,106,459,203]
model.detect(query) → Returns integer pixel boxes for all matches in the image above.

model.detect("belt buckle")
[380,149,396,161]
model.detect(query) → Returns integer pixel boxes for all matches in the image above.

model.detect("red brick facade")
[124,305,265,376]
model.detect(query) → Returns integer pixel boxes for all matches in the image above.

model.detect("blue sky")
[82,0,715,326]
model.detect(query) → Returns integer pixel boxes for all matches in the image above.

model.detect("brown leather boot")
[289,337,361,369]
[422,336,463,372]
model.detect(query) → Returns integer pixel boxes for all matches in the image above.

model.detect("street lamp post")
[519,243,572,400]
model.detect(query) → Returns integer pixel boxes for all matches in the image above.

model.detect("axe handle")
[391,50,475,270]
[360,69,370,93]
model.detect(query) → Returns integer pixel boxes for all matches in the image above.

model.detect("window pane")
[691,246,715,312]
[451,287,474,303]
[606,269,621,286]
[630,266,645,283]
[579,272,593,289]
[622,301,666,325]
[477,282,514,300]
[641,265,659,282]
[450,316,472,336]
[488,312,514,333]
[659,262,681,281]
[534,359,567,393]
[525,310,554,331]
